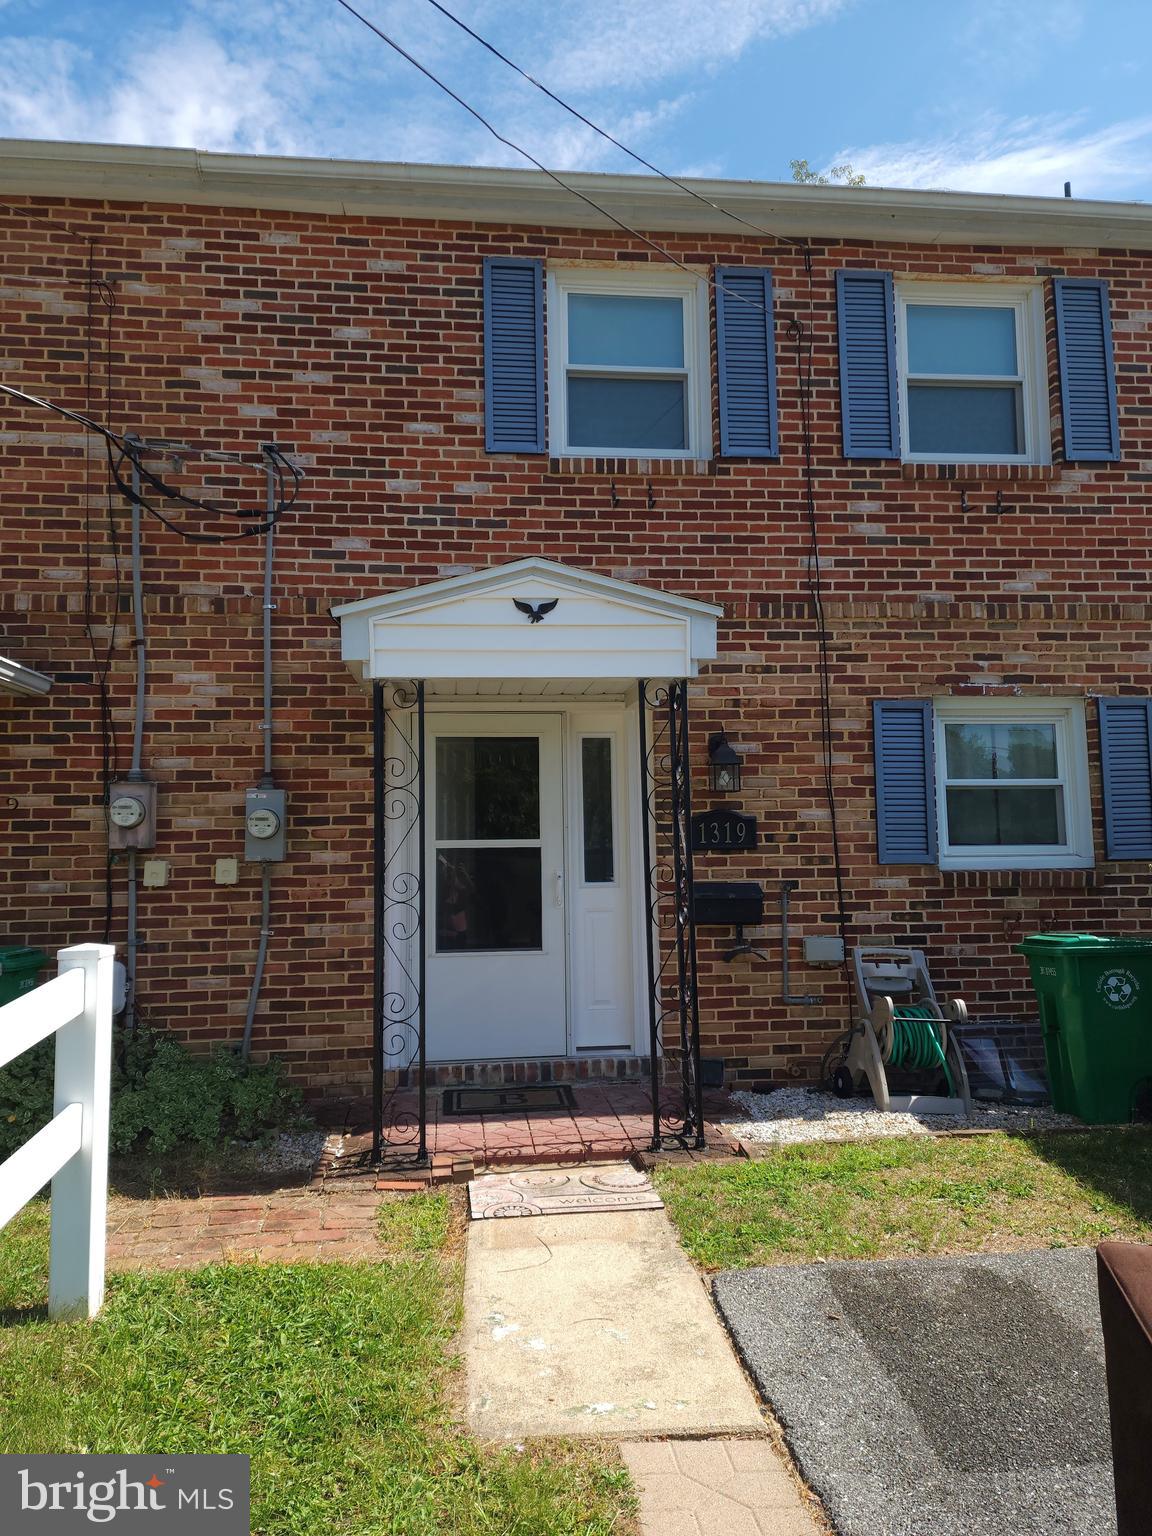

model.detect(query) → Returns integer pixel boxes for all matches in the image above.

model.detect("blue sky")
[1,0,1150,199]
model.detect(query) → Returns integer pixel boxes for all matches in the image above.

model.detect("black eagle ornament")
[513,598,558,624]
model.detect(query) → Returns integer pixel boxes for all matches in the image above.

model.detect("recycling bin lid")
[1016,932,1152,952]
[0,946,48,974]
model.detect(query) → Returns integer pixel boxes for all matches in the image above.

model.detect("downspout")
[240,450,277,1059]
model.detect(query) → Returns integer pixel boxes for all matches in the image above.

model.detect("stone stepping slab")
[468,1164,663,1219]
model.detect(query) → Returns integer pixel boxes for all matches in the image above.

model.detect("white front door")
[426,714,567,1059]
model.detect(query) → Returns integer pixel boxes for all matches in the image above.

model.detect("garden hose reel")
[833,946,973,1116]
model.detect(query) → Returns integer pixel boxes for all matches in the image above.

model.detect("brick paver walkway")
[107,1190,384,1269]
[621,1439,821,1536]
[332,1082,738,1175]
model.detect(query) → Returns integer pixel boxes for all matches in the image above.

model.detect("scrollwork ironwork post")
[673,681,705,1148]
[638,677,705,1150]
[637,680,661,1151]
[372,681,385,1164]
[370,678,428,1166]
[415,681,427,1162]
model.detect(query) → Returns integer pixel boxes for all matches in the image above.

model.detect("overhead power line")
[398,0,847,985]
[329,0,791,313]
[0,380,301,543]
[422,0,804,250]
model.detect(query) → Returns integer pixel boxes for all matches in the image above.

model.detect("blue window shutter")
[1054,278,1120,462]
[836,270,900,459]
[1098,698,1152,859]
[483,257,544,453]
[873,700,937,864]
[716,267,778,457]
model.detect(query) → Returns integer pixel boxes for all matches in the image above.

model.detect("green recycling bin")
[1016,933,1152,1123]
[0,947,48,1006]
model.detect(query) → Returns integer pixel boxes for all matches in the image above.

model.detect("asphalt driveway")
[713,1248,1113,1536]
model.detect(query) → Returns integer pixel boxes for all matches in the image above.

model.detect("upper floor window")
[895,283,1049,465]
[546,268,710,458]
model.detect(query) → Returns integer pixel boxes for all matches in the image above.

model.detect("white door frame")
[382,694,647,1065]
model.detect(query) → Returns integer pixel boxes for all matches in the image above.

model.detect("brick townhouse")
[1,139,1150,1130]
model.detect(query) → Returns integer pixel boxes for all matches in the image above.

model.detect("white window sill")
[553,447,701,461]
[902,455,1046,468]
[546,454,714,475]
[937,855,1095,871]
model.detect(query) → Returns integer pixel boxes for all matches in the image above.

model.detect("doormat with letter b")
[469,1165,664,1219]
[442,1085,576,1116]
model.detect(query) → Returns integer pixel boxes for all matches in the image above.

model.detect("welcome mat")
[442,1085,576,1116]
[468,1164,664,1219]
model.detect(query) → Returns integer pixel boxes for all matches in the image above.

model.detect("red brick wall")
[1,192,1150,1096]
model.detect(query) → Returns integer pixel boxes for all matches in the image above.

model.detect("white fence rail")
[0,944,115,1318]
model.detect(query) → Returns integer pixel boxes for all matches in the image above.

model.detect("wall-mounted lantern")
[707,730,742,795]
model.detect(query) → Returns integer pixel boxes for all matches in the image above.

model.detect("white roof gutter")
[0,139,1149,249]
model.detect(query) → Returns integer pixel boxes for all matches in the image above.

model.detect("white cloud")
[0,28,298,152]
[836,113,1152,199]
[955,0,1084,75]
[0,40,90,140]
[0,0,853,168]
[537,0,853,92]
[106,32,298,153]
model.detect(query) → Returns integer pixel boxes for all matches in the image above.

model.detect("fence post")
[48,943,115,1319]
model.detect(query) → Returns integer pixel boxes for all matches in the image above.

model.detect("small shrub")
[0,1039,54,1160]
[0,1026,309,1160]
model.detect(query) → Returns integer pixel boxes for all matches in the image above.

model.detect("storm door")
[425,715,566,1059]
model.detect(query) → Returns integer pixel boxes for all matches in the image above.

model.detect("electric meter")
[107,780,157,849]
[246,807,281,840]
[109,795,147,829]
[244,786,287,861]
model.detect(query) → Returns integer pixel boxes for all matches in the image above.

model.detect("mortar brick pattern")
[1,193,1150,1097]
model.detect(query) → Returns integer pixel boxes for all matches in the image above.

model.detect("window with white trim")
[896,283,1049,465]
[547,267,710,458]
[933,698,1092,869]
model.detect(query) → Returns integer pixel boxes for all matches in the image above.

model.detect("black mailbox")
[692,881,764,928]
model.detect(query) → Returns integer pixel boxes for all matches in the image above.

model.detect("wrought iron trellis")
[368,675,703,1162]
[371,679,428,1165]
[638,678,705,1150]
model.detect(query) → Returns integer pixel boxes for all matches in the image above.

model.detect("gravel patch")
[724,1086,1084,1145]
[713,1248,1113,1536]
[245,1130,327,1175]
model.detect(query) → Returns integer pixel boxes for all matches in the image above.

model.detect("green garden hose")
[889,1003,955,1094]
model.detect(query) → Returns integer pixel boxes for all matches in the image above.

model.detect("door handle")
[554,870,564,908]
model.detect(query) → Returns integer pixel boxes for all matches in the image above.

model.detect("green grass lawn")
[656,1127,1152,1271]
[0,1193,636,1536]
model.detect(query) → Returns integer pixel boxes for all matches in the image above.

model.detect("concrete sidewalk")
[464,1205,765,1438]
[463,1187,823,1533]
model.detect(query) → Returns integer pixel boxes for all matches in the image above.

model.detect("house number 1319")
[690,810,759,852]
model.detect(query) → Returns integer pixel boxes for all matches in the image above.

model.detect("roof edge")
[0,139,1149,248]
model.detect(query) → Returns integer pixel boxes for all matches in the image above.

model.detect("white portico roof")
[331,558,722,685]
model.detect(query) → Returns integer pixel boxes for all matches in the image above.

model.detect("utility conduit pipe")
[122,442,149,1035]
[240,449,280,1059]
[779,880,820,1007]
